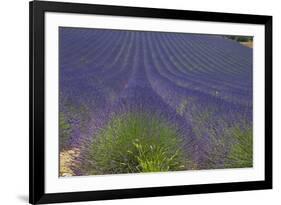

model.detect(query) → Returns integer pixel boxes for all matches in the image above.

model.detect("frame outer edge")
[30,0,46,204]
[29,1,273,204]
[29,1,34,204]
[264,16,273,188]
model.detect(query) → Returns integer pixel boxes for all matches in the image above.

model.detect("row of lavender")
[59,27,253,175]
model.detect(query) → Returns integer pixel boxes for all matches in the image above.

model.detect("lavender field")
[59,27,253,176]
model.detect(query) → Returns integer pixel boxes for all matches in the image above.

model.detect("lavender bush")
[86,112,190,175]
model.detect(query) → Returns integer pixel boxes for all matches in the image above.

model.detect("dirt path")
[59,148,80,177]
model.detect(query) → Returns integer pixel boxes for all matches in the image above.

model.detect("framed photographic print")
[29,0,272,204]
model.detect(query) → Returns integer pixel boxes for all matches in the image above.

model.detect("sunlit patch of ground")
[240,41,253,48]
[59,148,80,177]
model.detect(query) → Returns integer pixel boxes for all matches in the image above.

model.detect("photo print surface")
[58,27,253,177]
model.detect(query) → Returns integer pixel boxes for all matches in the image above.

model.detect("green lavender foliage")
[225,127,253,168]
[87,112,190,175]
[59,112,71,150]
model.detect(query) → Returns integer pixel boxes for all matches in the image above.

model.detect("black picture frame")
[29,0,272,204]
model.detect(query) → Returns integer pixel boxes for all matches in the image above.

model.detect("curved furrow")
[155,32,251,95]
[164,32,237,77]
[86,32,137,106]
[59,32,124,110]
[100,32,137,81]
[73,32,127,71]
[147,32,251,104]
[160,33,251,92]
[149,33,222,93]
[194,37,252,75]
[162,32,252,95]
[179,34,252,71]
[185,34,252,66]
[163,33,234,77]
[195,35,252,65]
[60,30,124,71]
[156,33,211,76]
[145,32,223,107]
[79,30,127,67]
[144,32,251,109]
[59,28,100,51]
[167,33,252,91]
[172,33,249,77]
[61,31,135,88]
[171,35,245,75]
[60,29,113,64]
[167,33,253,94]
[60,31,115,71]
[60,31,127,85]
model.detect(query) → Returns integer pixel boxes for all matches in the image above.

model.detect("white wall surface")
[0,0,279,204]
